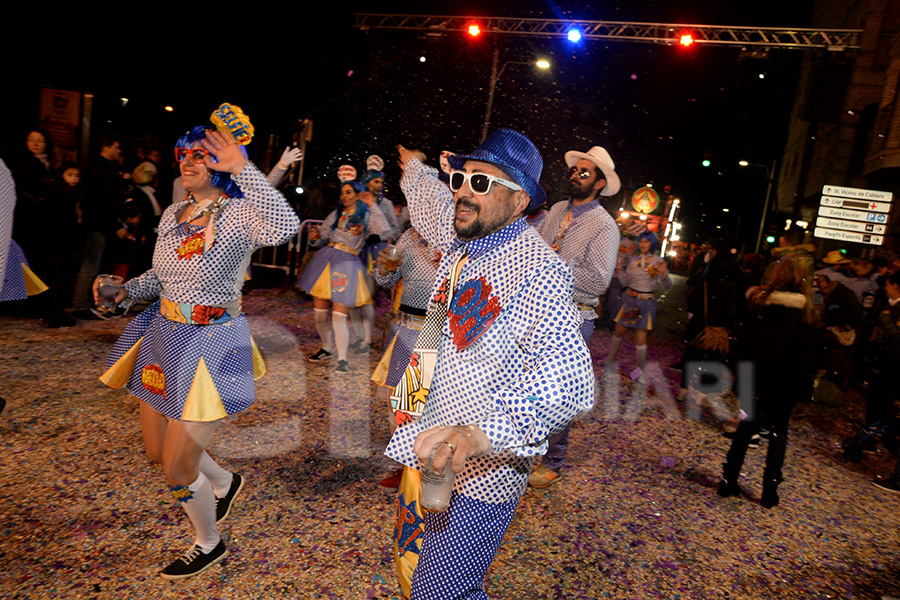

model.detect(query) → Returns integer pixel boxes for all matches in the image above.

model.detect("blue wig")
[637,230,659,253]
[361,169,385,185]
[175,126,246,199]
[331,181,368,231]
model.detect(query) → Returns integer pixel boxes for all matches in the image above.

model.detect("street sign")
[821,185,893,202]
[814,227,884,245]
[818,206,890,223]
[815,216,886,235]
[816,184,892,246]
[820,196,892,212]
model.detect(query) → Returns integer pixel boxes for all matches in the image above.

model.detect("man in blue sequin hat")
[388,129,593,599]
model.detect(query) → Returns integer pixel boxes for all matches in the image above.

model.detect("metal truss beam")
[354,14,862,51]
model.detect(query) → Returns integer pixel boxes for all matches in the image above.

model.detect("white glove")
[277,147,303,170]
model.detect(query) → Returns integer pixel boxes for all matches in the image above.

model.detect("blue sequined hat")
[447,128,545,209]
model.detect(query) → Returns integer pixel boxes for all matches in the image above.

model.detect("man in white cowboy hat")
[391,129,593,599]
[530,145,621,489]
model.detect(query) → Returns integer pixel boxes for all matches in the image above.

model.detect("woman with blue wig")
[98,123,300,580]
[297,174,390,373]
[605,229,672,378]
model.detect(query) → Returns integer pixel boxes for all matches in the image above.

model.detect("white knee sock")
[199,451,232,498]
[360,303,374,345]
[173,473,219,552]
[635,344,648,371]
[348,308,362,342]
[606,335,623,363]
[332,312,350,361]
[314,308,333,353]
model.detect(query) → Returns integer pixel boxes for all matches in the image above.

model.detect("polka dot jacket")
[123,162,300,305]
[386,159,594,504]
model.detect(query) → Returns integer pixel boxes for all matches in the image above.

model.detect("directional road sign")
[816,184,892,246]
[818,206,890,223]
[814,227,884,245]
[815,216,886,235]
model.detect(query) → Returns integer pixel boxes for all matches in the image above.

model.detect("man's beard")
[453,199,508,241]
[568,179,594,200]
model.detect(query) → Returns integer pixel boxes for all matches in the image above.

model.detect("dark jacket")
[742,291,816,407]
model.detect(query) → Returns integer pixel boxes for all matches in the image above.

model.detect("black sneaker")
[215,473,245,524]
[350,342,371,354]
[159,540,227,580]
[748,434,761,449]
[335,360,350,374]
[872,477,900,495]
[348,339,362,352]
[307,348,334,362]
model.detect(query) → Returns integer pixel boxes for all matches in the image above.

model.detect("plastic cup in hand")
[420,448,454,512]
[384,245,401,272]
[96,274,123,312]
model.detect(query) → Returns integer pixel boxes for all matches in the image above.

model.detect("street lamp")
[738,160,778,252]
[481,48,551,141]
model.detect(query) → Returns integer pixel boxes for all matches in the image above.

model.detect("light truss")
[354,14,862,51]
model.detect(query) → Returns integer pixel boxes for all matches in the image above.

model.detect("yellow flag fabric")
[393,466,425,599]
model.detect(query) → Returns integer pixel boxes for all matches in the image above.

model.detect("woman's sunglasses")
[175,148,210,163]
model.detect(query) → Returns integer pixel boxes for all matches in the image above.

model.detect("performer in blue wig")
[605,228,672,379]
[98,108,300,580]
[296,166,391,374]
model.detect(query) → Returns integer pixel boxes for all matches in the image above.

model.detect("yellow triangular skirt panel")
[99,337,145,389]
[310,263,332,299]
[22,263,48,296]
[251,337,266,379]
[370,330,399,387]
[181,357,228,421]
[355,270,372,306]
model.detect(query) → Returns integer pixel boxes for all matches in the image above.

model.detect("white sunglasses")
[449,170,522,195]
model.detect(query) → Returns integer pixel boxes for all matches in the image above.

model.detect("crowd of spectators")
[4,129,192,324]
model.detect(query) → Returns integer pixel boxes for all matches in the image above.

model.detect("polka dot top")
[372,227,440,310]
[387,159,594,504]
[124,162,300,305]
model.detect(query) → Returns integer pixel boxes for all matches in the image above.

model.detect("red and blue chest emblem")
[446,276,502,351]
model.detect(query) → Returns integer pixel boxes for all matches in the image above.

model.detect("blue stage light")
[567,29,582,43]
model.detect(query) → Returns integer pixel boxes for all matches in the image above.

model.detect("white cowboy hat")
[564,146,621,196]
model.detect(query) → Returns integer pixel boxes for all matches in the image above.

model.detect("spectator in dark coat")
[71,135,124,316]
[717,253,817,509]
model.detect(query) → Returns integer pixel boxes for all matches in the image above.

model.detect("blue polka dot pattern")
[106,162,299,421]
[297,246,370,306]
[123,163,300,306]
[372,228,439,311]
[106,301,256,419]
[0,159,18,300]
[410,492,520,600]
[0,240,29,302]
[387,159,594,505]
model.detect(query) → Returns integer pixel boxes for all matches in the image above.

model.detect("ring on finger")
[442,440,456,453]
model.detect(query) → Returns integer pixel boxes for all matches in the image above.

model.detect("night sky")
[5,0,816,246]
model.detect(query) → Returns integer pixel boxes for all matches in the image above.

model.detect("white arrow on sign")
[814,227,884,246]
[815,216,886,235]
[818,205,891,224]
[821,185,893,202]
